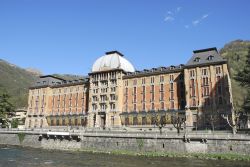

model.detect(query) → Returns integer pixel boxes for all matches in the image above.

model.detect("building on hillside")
[13,108,27,128]
[25,48,234,130]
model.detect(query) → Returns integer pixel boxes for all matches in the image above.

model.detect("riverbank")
[72,148,250,161]
[1,145,250,167]
[2,144,250,162]
[0,129,250,161]
[3,144,250,162]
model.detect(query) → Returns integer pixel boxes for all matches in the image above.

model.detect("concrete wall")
[0,131,250,155]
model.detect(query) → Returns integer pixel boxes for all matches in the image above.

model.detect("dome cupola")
[92,51,135,72]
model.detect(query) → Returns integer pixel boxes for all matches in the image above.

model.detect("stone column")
[95,114,101,127]
[87,113,94,128]
[114,112,121,127]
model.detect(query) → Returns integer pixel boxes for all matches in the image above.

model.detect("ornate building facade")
[25,48,234,130]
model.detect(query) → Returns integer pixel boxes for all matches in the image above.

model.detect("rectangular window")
[151,103,155,110]
[111,116,114,126]
[202,68,208,76]
[57,95,60,108]
[142,86,146,102]
[191,88,196,97]
[161,102,164,110]
[170,83,174,90]
[133,79,137,85]
[216,66,222,74]
[52,96,55,107]
[76,93,78,107]
[170,75,174,82]
[160,84,164,92]
[170,101,174,109]
[124,80,128,87]
[41,95,45,108]
[133,87,137,103]
[192,98,196,106]
[142,78,146,85]
[160,75,164,82]
[170,91,174,100]
[142,103,146,111]
[151,77,154,84]
[69,94,72,107]
[151,85,154,101]
[133,104,137,111]
[160,92,164,101]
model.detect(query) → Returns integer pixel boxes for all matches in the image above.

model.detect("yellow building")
[25,48,234,130]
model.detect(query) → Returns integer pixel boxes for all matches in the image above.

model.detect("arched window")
[161,102,164,110]
[40,119,43,128]
[29,119,31,128]
[34,119,37,128]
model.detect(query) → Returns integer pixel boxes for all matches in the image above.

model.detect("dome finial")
[105,51,124,57]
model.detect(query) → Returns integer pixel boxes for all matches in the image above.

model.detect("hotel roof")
[186,47,227,67]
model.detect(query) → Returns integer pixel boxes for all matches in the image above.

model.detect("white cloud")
[164,16,175,22]
[167,11,173,15]
[192,13,209,26]
[164,7,182,23]
[192,20,200,26]
[176,7,182,13]
[202,14,209,19]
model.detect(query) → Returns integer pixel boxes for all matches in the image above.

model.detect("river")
[0,146,249,167]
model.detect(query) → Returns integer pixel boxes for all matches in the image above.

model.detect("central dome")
[92,51,135,72]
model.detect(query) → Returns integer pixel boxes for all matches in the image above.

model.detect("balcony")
[100,109,107,113]
[110,99,116,102]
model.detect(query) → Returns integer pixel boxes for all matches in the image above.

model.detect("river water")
[0,146,249,167]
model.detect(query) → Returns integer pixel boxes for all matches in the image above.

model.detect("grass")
[17,133,26,143]
[74,148,250,161]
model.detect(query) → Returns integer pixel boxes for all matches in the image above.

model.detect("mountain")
[220,39,250,112]
[0,59,85,108]
[0,59,38,108]
[52,74,85,80]
[25,68,43,76]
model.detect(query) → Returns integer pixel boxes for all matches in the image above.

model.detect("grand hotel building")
[25,48,234,130]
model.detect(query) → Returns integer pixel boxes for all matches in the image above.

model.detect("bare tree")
[221,113,237,134]
[155,113,166,135]
[171,113,186,134]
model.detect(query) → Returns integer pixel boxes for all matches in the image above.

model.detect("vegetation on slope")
[0,59,38,108]
[220,40,250,112]
[0,59,85,108]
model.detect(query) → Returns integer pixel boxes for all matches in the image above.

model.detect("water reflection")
[0,146,249,167]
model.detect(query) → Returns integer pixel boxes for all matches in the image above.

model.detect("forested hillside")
[220,40,250,112]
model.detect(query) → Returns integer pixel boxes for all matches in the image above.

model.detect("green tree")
[11,119,19,128]
[0,93,15,127]
[235,46,250,88]
[235,47,250,128]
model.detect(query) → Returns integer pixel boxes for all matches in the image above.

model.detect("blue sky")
[0,0,250,75]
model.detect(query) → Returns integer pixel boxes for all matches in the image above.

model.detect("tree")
[11,118,19,128]
[155,113,166,135]
[171,112,186,134]
[235,46,250,127]
[235,46,250,88]
[0,93,15,128]
[221,113,237,134]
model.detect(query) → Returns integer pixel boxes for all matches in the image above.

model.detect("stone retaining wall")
[0,131,250,155]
